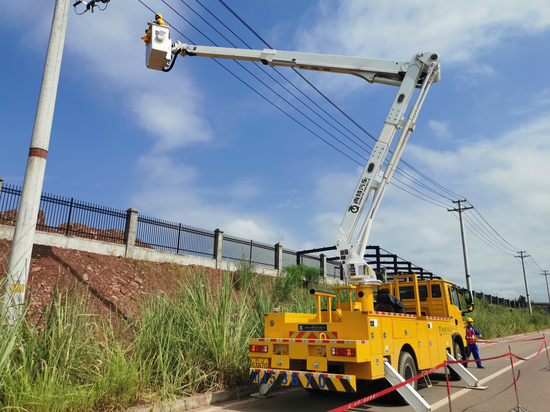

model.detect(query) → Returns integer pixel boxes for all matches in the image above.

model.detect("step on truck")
[144,19,477,408]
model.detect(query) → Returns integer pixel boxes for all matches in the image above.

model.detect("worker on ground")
[465,317,484,369]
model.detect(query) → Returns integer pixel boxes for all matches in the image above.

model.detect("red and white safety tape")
[327,336,547,412]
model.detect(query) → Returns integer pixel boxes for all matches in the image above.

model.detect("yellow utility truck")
[249,274,472,398]
[145,22,481,409]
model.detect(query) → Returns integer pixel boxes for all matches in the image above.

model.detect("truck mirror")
[460,288,474,313]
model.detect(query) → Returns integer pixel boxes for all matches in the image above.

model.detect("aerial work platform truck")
[145,20,480,410]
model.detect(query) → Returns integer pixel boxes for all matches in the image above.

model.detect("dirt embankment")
[0,238,224,320]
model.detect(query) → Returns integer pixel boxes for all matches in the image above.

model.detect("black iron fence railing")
[0,183,126,243]
[223,235,276,269]
[136,214,215,258]
[1,183,544,296]
[0,183,340,277]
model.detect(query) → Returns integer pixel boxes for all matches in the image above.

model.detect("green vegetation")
[0,265,548,411]
[470,296,549,339]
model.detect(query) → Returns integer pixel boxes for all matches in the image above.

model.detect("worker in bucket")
[465,317,485,369]
[141,14,168,44]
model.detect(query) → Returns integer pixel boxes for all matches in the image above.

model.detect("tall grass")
[0,263,548,411]
[133,269,260,398]
[471,296,550,339]
[0,283,143,411]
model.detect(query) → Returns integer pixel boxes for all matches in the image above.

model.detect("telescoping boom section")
[145,23,441,285]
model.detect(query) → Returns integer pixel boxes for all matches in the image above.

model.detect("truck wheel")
[389,351,417,405]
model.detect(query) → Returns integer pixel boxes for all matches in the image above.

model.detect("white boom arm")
[146,26,441,285]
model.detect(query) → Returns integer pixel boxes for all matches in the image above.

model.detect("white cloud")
[225,178,260,200]
[297,1,550,61]
[223,219,278,244]
[511,89,550,116]
[132,92,212,151]
[292,1,550,93]
[428,120,452,140]
[304,111,550,300]
[7,2,213,152]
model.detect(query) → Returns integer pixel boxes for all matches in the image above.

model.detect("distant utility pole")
[2,0,70,323]
[515,251,532,314]
[448,199,474,300]
[541,270,550,310]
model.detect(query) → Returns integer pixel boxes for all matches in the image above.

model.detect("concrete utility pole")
[541,270,550,310]
[515,251,532,314]
[448,199,474,299]
[2,0,70,323]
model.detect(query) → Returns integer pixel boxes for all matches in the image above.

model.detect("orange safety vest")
[466,327,477,344]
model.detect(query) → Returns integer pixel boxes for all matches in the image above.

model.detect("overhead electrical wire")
[213,0,546,274]
[151,0,458,208]
[467,204,521,252]
[461,213,515,256]
[205,0,461,208]
[450,213,513,257]
[528,256,544,272]
[216,0,462,203]
[523,257,543,275]
[153,0,363,165]
[211,2,460,207]
[137,0,542,269]
[464,211,516,254]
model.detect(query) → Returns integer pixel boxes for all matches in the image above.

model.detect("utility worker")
[465,317,484,368]
[154,13,168,26]
[141,14,169,44]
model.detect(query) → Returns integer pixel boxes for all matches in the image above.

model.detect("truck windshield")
[450,286,461,310]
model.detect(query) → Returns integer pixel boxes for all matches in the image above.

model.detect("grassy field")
[0,264,548,411]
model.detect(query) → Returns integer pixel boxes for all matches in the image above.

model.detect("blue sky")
[1,0,550,303]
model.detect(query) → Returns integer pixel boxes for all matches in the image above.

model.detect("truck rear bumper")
[250,368,357,393]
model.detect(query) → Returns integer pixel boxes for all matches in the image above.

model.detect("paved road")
[195,330,550,412]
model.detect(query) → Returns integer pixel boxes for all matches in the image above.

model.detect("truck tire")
[389,351,418,405]
[450,335,466,381]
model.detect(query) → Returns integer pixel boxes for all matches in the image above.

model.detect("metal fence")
[136,214,215,258]
[0,183,126,243]
[2,183,539,298]
[223,235,276,269]
[0,183,340,276]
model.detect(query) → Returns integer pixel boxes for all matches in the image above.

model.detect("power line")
[216,0,464,202]
[139,0,541,268]
[151,0,461,207]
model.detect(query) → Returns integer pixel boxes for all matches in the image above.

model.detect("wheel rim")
[404,364,414,380]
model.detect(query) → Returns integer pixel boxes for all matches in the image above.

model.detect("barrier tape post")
[507,345,530,412]
[543,334,550,372]
[444,361,453,412]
